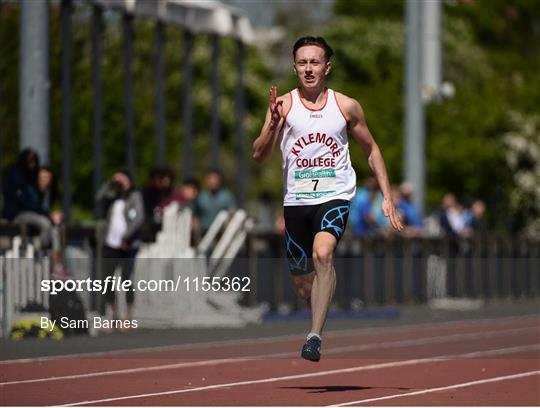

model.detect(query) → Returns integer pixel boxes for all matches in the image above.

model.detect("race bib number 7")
[294,168,336,200]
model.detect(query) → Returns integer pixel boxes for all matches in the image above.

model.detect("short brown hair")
[293,36,333,61]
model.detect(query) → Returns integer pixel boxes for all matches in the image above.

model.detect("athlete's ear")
[325,62,332,76]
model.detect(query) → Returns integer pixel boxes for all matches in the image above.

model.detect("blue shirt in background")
[196,189,236,230]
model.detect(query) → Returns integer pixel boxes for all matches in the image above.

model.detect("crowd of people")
[0,149,238,250]
[85,166,236,329]
[1,149,62,250]
[348,177,486,238]
[136,166,236,244]
[1,149,488,331]
[1,149,488,248]
[1,149,238,331]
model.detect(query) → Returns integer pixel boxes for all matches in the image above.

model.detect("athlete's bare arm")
[253,86,291,163]
[336,92,404,232]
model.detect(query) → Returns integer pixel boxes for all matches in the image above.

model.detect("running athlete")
[253,36,403,362]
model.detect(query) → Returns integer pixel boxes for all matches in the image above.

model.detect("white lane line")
[331,370,540,406]
[61,344,540,406]
[2,314,537,364]
[1,325,537,386]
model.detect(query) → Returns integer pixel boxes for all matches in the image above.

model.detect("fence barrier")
[1,220,539,337]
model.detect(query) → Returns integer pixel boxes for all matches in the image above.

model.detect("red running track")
[0,315,539,406]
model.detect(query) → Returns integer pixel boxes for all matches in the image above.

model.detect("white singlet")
[280,88,356,206]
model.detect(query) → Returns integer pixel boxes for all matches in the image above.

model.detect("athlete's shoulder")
[333,90,364,122]
[278,88,296,100]
[333,90,361,110]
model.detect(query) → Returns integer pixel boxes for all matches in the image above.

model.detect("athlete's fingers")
[382,198,402,231]
[276,100,283,115]
[390,208,404,231]
[269,87,276,108]
[388,211,395,229]
[270,86,277,105]
[389,208,398,229]
[271,99,283,122]
[397,217,405,231]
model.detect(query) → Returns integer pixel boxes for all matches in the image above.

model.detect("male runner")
[253,36,403,362]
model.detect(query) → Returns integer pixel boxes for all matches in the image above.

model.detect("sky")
[222,0,335,28]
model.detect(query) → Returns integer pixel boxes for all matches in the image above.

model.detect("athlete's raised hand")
[382,196,404,232]
[269,86,283,127]
[253,86,286,162]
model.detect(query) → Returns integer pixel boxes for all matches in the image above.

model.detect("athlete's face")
[294,45,331,90]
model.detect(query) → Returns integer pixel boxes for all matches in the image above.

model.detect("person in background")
[161,177,202,242]
[349,177,375,234]
[2,149,60,249]
[161,177,201,209]
[2,149,41,221]
[37,166,63,227]
[395,181,424,237]
[96,171,144,330]
[437,192,457,236]
[350,178,389,236]
[446,198,468,236]
[464,199,487,236]
[196,169,236,232]
[140,166,174,242]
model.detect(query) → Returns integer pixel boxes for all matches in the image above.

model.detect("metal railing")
[245,233,540,310]
[2,221,539,337]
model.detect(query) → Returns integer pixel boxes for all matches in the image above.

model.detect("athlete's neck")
[298,86,327,104]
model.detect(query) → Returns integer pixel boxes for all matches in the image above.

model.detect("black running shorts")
[283,199,350,276]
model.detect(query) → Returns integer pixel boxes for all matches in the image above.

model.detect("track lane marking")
[61,344,540,406]
[330,370,540,406]
[2,314,537,364]
[1,325,537,386]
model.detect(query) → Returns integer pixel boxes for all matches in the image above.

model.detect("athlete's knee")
[313,245,334,266]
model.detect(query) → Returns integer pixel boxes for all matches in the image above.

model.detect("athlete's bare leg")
[292,272,315,300]
[310,232,337,335]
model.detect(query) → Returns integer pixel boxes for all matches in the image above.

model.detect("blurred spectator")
[447,199,468,235]
[2,149,61,248]
[350,178,389,236]
[37,166,63,227]
[435,192,486,238]
[140,166,174,242]
[196,169,236,232]
[349,177,374,232]
[394,181,424,235]
[464,199,487,236]
[2,148,42,220]
[437,192,457,235]
[95,171,144,329]
[161,177,202,242]
[37,166,55,213]
[396,181,423,228]
[161,177,200,211]
[179,177,200,208]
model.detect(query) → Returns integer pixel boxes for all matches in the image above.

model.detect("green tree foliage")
[329,0,540,230]
[2,0,539,231]
[503,112,540,236]
[0,2,270,221]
